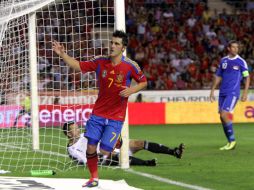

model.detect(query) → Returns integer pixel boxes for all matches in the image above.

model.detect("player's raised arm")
[52,40,81,71]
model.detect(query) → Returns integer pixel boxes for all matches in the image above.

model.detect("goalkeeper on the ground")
[63,122,184,166]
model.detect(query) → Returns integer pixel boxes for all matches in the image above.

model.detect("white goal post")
[0,0,129,172]
[114,0,130,169]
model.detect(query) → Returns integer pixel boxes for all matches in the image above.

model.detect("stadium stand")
[32,0,254,91]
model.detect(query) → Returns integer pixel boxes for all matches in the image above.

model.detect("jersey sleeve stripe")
[243,60,248,69]
[122,60,138,73]
[238,56,248,69]
[126,71,132,86]
[91,55,110,62]
[122,57,141,73]
[96,64,101,80]
[139,74,145,80]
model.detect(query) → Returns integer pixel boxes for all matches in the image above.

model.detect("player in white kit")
[63,122,184,166]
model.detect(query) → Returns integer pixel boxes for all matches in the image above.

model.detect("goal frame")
[114,0,130,169]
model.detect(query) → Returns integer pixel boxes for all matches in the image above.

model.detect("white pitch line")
[0,143,68,158]
[0,143,213,190]
[0,143,28,150]
[34,149,69,158]
[126,169,213,190]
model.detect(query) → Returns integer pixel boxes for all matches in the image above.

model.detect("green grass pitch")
[0,123,254,190]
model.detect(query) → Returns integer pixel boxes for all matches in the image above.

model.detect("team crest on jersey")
[222,62,227,69]
[102,70,107,78]
[116,73,124,84]
[233,66,239,70]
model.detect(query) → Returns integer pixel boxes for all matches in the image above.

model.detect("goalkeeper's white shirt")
[67,134,100,164]
[67,133,132,164]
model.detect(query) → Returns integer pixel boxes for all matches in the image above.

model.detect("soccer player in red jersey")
[53,30,147,187]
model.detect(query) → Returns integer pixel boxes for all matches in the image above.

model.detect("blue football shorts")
[218,95,238,113]
[85,114,123,152]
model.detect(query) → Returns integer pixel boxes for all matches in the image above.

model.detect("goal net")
[0,0,128,173]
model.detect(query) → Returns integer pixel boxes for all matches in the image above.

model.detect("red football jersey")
[80,55,146,121]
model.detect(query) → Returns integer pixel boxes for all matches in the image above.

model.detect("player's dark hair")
[227,40,238,47]
[112,30,128,46]
[62,121,75,136]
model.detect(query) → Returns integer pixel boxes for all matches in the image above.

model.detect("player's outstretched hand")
[119,86,134,98]
[52,40,65,57]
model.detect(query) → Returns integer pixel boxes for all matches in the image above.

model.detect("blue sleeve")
[240,59,249,77]
[239,60,248,72]
[215,60,223,77]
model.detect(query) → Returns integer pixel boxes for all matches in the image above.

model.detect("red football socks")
[86,152,98,179]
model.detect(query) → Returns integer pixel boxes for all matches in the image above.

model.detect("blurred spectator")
[16,0,252,93]
[0,90,6,105]
[93,33,103,49]
[175,75,186,90]
[135,93,143,102]
[123,0,254,90]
